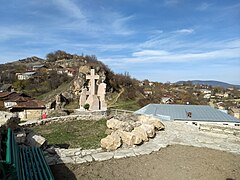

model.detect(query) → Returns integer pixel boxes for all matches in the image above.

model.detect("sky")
[0,0,240,84]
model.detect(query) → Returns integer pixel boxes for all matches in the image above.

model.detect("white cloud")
[175,28,194,34]
[127,48,240,63]
[111,15,135,35]
[133,50,170,57]
[52,0,85,20]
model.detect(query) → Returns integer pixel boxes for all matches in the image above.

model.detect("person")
[42,112,47,119]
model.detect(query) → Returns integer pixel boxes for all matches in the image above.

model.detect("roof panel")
[134,104,239,123]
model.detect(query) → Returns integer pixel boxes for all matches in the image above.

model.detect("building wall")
[175,120,240,127]
[19,109,44,121]
[233,112,240,119]
[4,101,17,108]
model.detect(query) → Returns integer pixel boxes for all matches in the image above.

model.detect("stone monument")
[79,69,107,111]
[97,81,107,111]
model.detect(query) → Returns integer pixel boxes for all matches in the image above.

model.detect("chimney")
[187,112,192,118]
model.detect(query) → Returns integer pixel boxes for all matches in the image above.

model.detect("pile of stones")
[101,114,165,151]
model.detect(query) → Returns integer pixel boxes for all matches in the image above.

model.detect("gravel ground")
[50,145,240,180]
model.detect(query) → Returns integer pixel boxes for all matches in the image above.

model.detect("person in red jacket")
[42,112,47,119]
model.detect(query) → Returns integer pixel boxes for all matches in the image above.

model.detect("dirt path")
[108,88,125,107]
[50,145,240,180]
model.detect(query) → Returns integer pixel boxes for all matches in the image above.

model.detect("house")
[215,93,224,98]
[161,97,174,104]
[149,82,154,86]
[0,92,46,120]
[203,94,211,99]
[32,64,47,71]
[10,99,46,120]
[199,89,212,94]
[65,68,76,77]
[143,89,153,96]
[0,84,13,92]
[229,107,240,119]
[134,104,240,126]
[56,66,65,74]
[17,72,36,80]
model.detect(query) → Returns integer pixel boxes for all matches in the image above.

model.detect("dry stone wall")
[19,114,106,127]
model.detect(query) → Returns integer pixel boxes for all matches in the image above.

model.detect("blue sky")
[0,0,240,84]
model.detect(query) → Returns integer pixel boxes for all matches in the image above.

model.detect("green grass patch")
[64,100,79,109]
[111,99,140,111]
[36,82,71,100]
[32,119,107,149]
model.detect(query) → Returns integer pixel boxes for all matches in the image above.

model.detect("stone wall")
[0,111,13,126]
[199,123,240,137]
[19,114,106,127]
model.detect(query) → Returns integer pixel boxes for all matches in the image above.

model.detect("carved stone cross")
[86,69,99,95]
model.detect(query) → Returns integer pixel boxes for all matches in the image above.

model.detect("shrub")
[83,103,90,110]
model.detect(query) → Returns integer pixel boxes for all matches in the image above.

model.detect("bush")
[84,103,90,110]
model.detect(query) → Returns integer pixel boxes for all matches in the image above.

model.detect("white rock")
[116,130,142,146]
[27,132,46,147]
[106,118,128,130]
[132,126,149,142]
[138,115,165,130]
[100,132,121,150]
[139,124,155,138]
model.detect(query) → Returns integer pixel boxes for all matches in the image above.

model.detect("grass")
[36,81,71,100]
[32,118,107,149]
[110,99,141,111]
[64,100,79,109]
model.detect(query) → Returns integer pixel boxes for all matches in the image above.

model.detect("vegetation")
[83,103,90,110]
[32,119,107,149]
[1,50,239,111]
[110,99,140,111]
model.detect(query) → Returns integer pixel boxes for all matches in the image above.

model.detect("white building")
[17,72,36,80]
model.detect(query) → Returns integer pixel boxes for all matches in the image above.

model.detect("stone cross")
[86,69,99,95]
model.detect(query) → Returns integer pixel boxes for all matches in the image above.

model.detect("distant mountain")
[175,80,240,89]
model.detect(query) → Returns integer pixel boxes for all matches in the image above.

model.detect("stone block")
[92,152,114,161]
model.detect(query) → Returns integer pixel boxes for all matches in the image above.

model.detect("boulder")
[106,118,128,130]
[105,128,114,135]
[5,117,20,130]
[100,132,121,151]
[116,130,142,146]
[132,126,148,142]
[139,124,155,138]
[138,115,165,130]
[27,132,47,147]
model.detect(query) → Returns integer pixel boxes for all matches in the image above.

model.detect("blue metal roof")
[134,104,240,123]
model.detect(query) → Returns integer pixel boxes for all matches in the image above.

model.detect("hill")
[0,51,143,109]
[175,80,240,89]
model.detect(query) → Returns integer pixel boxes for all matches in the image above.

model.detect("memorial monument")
[79,69,107,111]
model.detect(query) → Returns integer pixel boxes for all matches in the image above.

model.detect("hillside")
[1,50,240,111]
[0,51,143,108]
[176,80,240,89]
